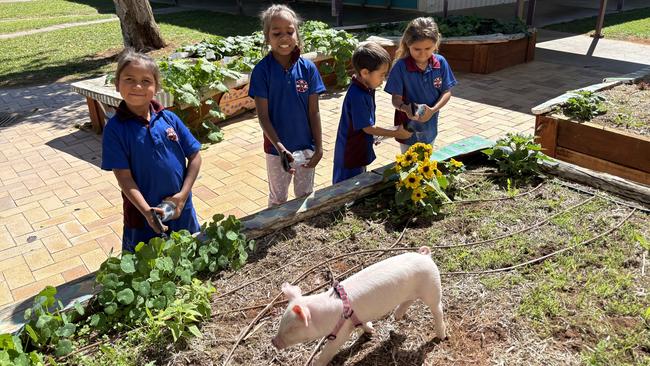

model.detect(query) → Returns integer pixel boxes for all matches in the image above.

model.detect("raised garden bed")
[532,69,650,186]
[348,16,536,74]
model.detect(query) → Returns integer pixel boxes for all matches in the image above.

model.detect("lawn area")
[545,7,650,43]
[0,14,114,34]
[0,10,259,87]
[0,0,116,19]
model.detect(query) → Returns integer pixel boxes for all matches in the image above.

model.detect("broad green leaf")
[116,288,135,305]
[120,255,136,273]
[188,325,202,338]
[54,339,72,356]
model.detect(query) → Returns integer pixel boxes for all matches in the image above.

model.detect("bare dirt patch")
[593,79,650,136]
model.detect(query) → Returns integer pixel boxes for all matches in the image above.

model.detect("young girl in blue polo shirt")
[332,42,412,184]
[248,5,326,207]
[385,17,457,153]
[101,49,202,252]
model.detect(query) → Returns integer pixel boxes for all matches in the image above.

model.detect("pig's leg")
[361,321,374,333]
[314,323,353,366]
[393,300,415,320]
[422,292,446,339]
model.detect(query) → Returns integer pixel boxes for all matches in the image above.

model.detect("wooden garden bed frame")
[532,69,650,187]
[364,30,536,74]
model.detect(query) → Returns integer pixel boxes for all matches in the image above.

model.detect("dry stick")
[448,182,544,205]
[222,224,411,366]
[432,195,597,249]
[443,208,637,276]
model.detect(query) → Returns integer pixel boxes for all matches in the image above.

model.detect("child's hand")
[395,125,413,140]
[402,103,416,120]
[276,143,296,174]
[415,105,436,122]
[163,193,187,220]
[146,206,168,234]
[304,148,322,169]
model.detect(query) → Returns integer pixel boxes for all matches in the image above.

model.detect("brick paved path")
[1,31,648,308]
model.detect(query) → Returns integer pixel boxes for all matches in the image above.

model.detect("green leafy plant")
[158,58,242,143]
[482,133,552,179]
[146,279,215,342]
[362,16,529,39]
[558,90,607,121]
[506,178,519,198]
[22,286,83,357]
[302,21,358,86]
[0,334,45,366]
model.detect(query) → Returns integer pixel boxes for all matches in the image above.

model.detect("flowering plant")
[383,143,465,215]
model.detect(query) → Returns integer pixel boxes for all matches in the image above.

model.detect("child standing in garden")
[332,42,412,184]
[385,17,457,153]
[101,49,202,252]
[249,5,326,207]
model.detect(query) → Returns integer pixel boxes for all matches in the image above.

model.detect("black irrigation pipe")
[442,208,637,276]
[551,178,650,213]
[446,181,545,205]
[431,195,597,249]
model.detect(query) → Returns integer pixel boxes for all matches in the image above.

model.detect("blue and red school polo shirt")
[332,77,376,184]
[101,100,201,252]
[384,54,457,146]
[248,49,326,155]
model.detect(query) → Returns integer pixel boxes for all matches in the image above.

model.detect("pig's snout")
[271,336,285,350]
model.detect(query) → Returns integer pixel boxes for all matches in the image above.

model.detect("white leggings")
[265,153,315,207]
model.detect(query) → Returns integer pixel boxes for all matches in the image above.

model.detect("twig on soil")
[449,182,544,205]
[442,208,637,276]
[221,221,412,366]
[304,337,326,366]
[432,195,597,249]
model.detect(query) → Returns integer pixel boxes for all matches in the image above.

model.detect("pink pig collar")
[327,281,363,340]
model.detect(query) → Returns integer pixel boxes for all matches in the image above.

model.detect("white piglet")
[272,246,445,366]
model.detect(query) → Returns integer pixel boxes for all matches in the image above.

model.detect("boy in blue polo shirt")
[332,42,412,184]
[385,17,457,153]
[249,5,326,206]
[101,49,202,252]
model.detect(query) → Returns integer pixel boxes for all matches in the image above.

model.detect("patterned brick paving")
[0,41,642,308]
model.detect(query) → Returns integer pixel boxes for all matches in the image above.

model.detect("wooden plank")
[472,45,489,73]
[556,147,650,186]
[85,97,103,134]
[556,119,650,173]
[540,159,650,205]
[485,37,528,73]
[525,32,536,62]
[534,115,558,157]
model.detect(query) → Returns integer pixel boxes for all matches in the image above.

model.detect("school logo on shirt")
[166,127,178,142]
[433,77,442,89]
[296,79,309,93]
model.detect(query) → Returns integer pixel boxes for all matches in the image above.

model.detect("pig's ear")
[281,282,302,300]
[292,304,311,327]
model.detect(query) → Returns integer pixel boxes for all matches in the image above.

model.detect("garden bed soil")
[589,79,650,137]
[138,167,649,365]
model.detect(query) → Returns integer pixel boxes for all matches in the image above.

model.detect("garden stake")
[443,208,637,276]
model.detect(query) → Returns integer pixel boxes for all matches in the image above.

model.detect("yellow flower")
[430,160,438,170]
[449,158,463,168]
[418,161,435,180]
[435,169,443,178]
[411,188,427,202]
[403,173,421,189]
[401,151,416,167]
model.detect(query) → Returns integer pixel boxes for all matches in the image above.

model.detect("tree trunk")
[113,0,165,51]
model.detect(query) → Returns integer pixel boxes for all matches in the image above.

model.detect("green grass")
[0,14,114,34]
[0,0,117,20]
[545,7,650,42]
[0,10,259,87]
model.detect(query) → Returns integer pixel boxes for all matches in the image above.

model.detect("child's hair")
[259,4,302,49]
[395,17,441,60]
[114,48,161,92]
[352,42,391,74]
